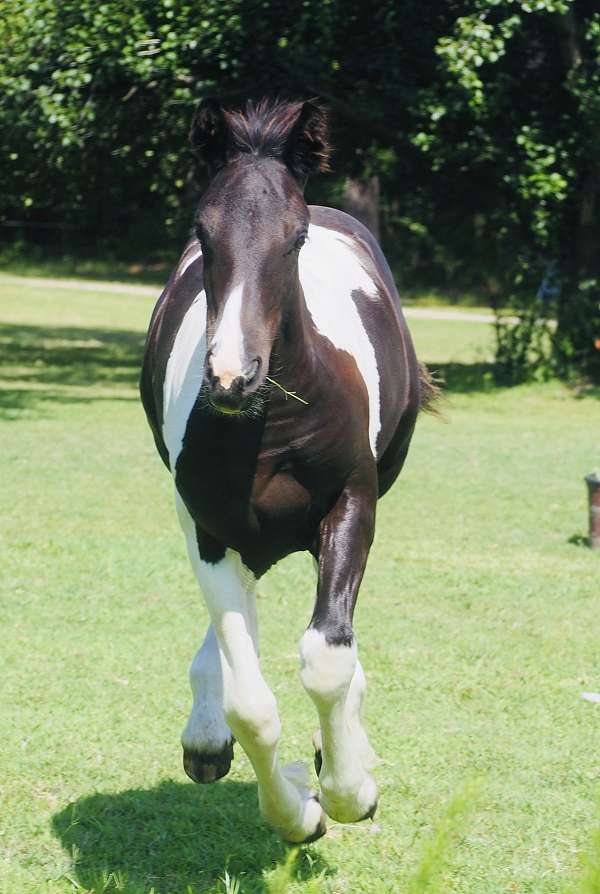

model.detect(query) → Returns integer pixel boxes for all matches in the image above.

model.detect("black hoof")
[297,802,327,845]
[182,740,234,784]
[359,799,378,821]
[313,747,323,777]
[300,818,327,844]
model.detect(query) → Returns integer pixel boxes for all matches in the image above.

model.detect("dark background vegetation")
[1,0,599,382]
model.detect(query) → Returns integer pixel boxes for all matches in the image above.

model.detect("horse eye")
[294,233,307,251]
[195,225,213,256]
[194,220,210,242]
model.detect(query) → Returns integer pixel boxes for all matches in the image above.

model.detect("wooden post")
[585,472,600,549]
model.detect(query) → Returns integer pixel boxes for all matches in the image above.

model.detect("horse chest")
[174,417,320,552]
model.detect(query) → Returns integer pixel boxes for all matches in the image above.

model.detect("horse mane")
[224,98,331,172]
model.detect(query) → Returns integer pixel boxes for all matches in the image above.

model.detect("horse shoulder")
[303,207,420,466]
[299,219,385,459]
[141,240,206,471]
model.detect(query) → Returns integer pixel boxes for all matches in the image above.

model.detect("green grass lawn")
[1,275,599,894]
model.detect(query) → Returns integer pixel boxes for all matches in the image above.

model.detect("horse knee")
[225,689,280,748]
[300,627,357,705]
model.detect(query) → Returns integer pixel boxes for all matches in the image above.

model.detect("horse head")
[190,98,330,414]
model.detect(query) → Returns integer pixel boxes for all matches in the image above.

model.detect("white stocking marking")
[176,494,324,842]
[300,628,377,823]
[176,493,231,759]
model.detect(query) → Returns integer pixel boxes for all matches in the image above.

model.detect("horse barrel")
[585,472,600,549]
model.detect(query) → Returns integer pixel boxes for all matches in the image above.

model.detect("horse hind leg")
[181,623,234,783]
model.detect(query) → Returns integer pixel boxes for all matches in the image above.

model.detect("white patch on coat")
[162,291,207,470]
[299,224,381,457]
[210,281,245,388]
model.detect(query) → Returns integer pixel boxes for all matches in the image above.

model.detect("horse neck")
[275,270,315,371]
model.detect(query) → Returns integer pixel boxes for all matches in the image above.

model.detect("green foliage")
[568,803,600,894]
[0,0,241,250]
[1,1,599,379]
[406,784,479,894]
[419,0,600,382]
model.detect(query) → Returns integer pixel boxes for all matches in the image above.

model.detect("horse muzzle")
[203,354,262,414]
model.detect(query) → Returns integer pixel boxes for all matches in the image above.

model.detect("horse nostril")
[244,358,261,387]
[204,350,217,387]
[230,375,245,395]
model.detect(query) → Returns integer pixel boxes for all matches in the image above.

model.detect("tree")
[413,0,600,381]
[0,0,598,381]
[0,0,245,251]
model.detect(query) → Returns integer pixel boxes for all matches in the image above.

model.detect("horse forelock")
[223,99,329,171]
[224,99,302,159]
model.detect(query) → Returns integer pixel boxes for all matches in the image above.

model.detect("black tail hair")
[418,362,443,415]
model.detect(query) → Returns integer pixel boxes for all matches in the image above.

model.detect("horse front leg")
[175,498,325,844]
[201,549,326,842]
[176,494,235,783]
[300,476,379,824]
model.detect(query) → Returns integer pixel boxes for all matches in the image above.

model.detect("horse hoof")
[281,798,327,845]
[359,799,378,821]
[182,740,234,784]
[299,812,328,844]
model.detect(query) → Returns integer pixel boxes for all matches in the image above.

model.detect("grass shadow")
[572,384,600,401]
[52,780,332,894]
[430,362,600,398]
[0,321,145,418]
[428,361,501,395]
[568,533,591,548]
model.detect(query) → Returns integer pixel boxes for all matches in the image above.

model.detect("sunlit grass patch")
[0,276,598,894]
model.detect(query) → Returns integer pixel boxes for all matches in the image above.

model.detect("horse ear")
[190,98,230,173]
[284,100,331,183]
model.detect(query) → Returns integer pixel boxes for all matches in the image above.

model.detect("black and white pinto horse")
[141,99,435,842]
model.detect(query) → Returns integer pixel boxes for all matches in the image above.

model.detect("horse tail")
[418,362,443,415]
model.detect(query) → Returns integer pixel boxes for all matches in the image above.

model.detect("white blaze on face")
[211,281,245,388]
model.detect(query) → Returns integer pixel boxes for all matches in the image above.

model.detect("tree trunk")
[341,176,381,241]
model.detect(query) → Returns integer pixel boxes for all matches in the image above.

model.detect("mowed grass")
[1,275,599,894]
